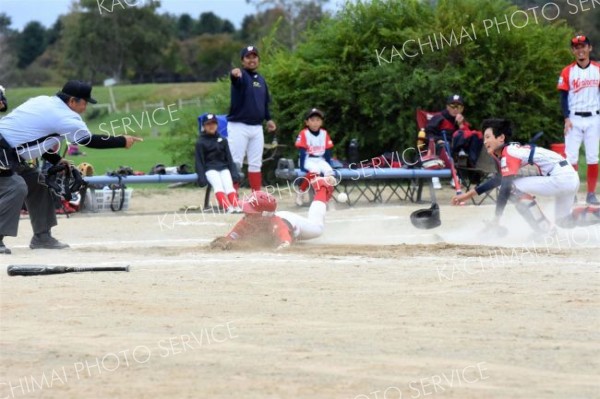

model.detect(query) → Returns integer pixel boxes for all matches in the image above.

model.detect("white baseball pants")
[513,163,580,220]
[205,169,236,194]
[276,201,327,241]
[227,121,264,172]
[304,157,333,176]
[565,114,600,165]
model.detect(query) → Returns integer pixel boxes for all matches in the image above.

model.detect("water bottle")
[417,128,426,151]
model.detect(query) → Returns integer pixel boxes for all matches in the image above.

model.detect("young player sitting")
[451,118,599,233]
[210,176,336,250]
[294,108,335,206]
[195,114,241,213]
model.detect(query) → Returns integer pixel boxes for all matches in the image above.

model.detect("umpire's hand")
[124,135,143,149]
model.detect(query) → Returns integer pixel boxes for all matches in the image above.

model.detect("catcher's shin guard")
[511,192,553,233]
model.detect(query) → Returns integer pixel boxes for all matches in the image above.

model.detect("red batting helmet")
[242,191,277,214]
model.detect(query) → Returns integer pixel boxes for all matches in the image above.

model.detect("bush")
[262,0,574,158]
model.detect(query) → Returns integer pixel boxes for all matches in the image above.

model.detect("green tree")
[246,0,329,49]
[510,0,599,58]
[179,34,242,81]
[63,0,169,82]
[0,13,12,35]
[176,13,194,40]
[17,21,47,68]
[195,12,235,35]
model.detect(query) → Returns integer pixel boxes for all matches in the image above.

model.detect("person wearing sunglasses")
[425,94,483,188]
[557,35,600,205]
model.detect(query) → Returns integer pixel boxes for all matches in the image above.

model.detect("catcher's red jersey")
[500,144,564,177]
[557,61,600,112]
[295,128,333,156]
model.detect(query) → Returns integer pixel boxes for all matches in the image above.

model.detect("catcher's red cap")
[241,191,277,214]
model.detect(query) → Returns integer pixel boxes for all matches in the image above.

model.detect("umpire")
[0,80,142,254]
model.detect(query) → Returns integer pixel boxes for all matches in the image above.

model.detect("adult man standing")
[227,45,277,192]
[0,80,142,254]
[557,35,600,205]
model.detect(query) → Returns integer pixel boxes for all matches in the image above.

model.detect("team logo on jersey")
[572,77,600,93]
[253,81,262,88]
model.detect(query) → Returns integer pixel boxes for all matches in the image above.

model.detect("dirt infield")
[1,189,599,399]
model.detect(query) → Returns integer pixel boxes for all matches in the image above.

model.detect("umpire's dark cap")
[305,108,325,120]
[58,80,97,104]
[240,45,259,59]
[446,94,464,105]
[571,35,591,47]
[201,113,218,125]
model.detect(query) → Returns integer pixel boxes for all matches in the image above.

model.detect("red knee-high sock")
[215,192,231,210]
[299,172,317,192]
[227,192,239,208]
[248,171,262,192]
[587,164,598,193]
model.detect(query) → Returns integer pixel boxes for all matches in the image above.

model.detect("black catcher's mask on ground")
[45,164,87,201]
[410,203,441,229]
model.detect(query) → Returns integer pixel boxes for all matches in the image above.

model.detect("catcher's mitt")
[210,236,233,250]
[45,164,87,201]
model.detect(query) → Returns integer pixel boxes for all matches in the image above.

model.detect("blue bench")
[274,163,452,206]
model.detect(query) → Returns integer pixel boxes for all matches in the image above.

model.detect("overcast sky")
[1,0,345,31]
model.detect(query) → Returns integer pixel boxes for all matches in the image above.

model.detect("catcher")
[210,176,335,250]
[452,118,599,233]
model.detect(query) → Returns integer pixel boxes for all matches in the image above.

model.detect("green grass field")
[7,82,216,112]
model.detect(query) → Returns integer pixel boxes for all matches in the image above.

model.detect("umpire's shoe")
[30,232,70,250]
[586,192,600,206]
[0,236,11,254]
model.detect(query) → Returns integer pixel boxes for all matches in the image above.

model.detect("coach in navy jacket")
[227,45,277,192]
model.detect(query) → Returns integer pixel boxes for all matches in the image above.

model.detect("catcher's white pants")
[276,201,327,241]
[565,114,600,164]
[513,163,579,220]
[205,169,235,194]
[303,157,333,176]
[227,122,264,172]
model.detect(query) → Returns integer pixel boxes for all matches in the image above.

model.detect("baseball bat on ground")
[7,265,130,276]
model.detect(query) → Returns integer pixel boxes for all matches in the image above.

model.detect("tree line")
[0,0,329,87]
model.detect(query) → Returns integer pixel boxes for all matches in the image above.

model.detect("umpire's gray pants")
[0,166,57,237]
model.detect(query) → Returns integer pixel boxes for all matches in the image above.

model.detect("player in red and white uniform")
[294,108,334,206]
[210,176,335,250]
[456,119,599,233]
[557,35,600,205]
